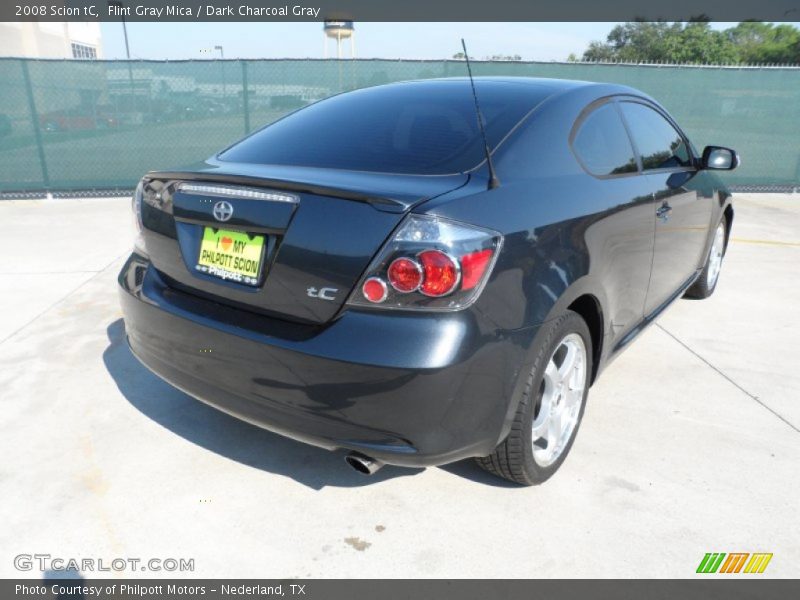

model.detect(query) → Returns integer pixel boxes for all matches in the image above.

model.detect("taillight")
[132,179,147,256]
[348,215,502,311]
[460,248,494,290]
[388,257,423,293]
[132,180,143,233]
[418,250,459,297]
[362,277,388,303]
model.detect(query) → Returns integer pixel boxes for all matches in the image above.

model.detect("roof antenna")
[461,38,500,190]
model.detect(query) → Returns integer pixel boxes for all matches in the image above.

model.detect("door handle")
[656,203,672,220]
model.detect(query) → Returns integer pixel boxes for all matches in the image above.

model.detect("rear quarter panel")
[419,84,660,378]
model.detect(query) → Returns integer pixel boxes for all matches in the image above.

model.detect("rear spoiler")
[145,169,455,214]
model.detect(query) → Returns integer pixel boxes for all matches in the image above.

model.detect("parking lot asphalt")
[1,193,798,578]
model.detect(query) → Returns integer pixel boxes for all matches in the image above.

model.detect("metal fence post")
[20,59,50,189]
[242,61,250,135]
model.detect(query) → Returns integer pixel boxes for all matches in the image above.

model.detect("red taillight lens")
[388,257,423,293]
[362,277,388,303]
[418,250,459,297]
[347,215,502,311]
[460,248,494,290]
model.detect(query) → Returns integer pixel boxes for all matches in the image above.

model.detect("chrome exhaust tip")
[345,452,384,475]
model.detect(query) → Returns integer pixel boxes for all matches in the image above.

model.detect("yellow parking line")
[731,237,800,247]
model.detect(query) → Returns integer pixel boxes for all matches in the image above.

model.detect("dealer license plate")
[195,227,265,286]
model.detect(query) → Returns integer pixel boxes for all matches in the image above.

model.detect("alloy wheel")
[707,223,726,288]
[531,333,588,467]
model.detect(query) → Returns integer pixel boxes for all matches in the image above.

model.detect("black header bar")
[3,0,800,22]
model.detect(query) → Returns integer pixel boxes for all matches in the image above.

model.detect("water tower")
[323,20,355,59]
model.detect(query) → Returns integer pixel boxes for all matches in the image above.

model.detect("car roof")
[387,76,642,103]
[393,76,592,93]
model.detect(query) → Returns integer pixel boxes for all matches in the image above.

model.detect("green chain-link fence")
[1,57,798,193]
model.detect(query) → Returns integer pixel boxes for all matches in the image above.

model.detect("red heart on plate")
[220,236,233,251]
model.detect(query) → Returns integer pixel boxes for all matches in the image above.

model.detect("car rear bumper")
[118,253,539,467]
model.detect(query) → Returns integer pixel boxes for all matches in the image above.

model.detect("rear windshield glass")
[218,82,551,175]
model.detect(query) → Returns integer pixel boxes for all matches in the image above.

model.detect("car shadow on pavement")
[437,461,521,488]
[102,319,423,490]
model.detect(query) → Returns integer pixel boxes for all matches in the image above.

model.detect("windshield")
[218,81,551,175]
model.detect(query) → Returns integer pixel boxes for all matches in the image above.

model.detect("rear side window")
[572,103,638,176]
[219,82,550,175]
[619,102,692,170]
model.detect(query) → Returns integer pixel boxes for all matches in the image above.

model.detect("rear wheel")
[685,217,727,299]
[476,310,592,485]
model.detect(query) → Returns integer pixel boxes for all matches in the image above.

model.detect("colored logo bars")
[697,553,773,574]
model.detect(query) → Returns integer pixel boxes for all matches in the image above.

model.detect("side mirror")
[701,146,739,171]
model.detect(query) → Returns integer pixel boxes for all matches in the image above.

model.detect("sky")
[99,22,749,62]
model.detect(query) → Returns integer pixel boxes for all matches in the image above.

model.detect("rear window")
[219,82,550,175]
[572,103,638,176]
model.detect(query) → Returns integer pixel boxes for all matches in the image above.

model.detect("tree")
[726,21,800,63]
[674,21,740,63]
[581,20,800,64]
[582,21,739,63]
[486,54,522,61]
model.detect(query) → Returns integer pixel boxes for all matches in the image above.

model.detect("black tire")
[684,216,727,300]
[476,310,593,486]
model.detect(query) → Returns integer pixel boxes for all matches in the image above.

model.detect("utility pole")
[215,45,227,99]
[107,0,134,99]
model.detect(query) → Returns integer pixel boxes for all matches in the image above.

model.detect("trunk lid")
[139,160,468,324]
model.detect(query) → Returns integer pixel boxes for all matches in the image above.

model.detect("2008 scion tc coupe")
[119,77,738,485]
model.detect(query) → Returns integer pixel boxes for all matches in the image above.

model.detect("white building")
[0,22,103,59]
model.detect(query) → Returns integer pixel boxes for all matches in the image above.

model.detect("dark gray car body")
[119,78,733,466]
